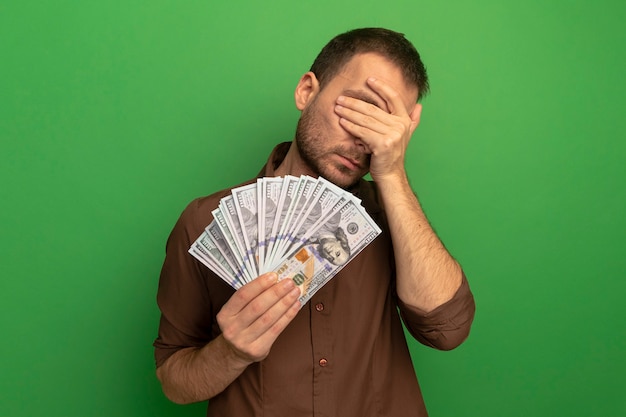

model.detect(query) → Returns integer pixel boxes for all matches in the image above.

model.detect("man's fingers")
[248,287,301,341]
[240,278,300,327]
[220,278,301,361]
[228,295,301,362]
[366,77,407,116]
[220,275,300,335]
[221,272,279,314]
[335,104,387,135]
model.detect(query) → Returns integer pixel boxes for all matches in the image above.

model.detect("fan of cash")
[189,175,382,303]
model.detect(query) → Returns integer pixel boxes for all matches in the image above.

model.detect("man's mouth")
[336,154,363,171]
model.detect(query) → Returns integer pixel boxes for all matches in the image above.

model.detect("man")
[154,27,475,416]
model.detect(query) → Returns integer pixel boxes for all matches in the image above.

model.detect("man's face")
[318,237,350,266]
[295,53,418,189]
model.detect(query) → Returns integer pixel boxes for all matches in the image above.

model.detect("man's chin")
[323,171,363,189]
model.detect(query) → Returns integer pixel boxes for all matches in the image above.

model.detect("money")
[231,183,259,277]
[258,177,286,273]
[267,176,305,268]
[189,176,381,301]
[272,198,381,303]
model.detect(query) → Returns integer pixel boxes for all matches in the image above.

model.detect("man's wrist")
[214,335,254,372]
[373,169,411,193]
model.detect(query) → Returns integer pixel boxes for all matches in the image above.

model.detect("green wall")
[2,1,624,416]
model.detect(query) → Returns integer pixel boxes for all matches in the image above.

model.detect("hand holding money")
[216,272,302,363]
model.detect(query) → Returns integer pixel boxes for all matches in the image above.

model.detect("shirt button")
[319,358,328,367]
[315,303,324,312]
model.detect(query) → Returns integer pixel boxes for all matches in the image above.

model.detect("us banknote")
[188,176,381,298]
[271,197,382,303]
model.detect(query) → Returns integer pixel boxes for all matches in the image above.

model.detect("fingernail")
[281,278,295,289]
[337,96,345,103]
[290,287,302,297]
[264,272,278,282]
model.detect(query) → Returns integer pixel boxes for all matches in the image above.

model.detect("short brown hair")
[310,27,430,101]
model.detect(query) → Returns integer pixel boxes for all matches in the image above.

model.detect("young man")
[154,27,475,416]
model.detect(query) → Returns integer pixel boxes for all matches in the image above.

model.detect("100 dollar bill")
[272,198,381,303]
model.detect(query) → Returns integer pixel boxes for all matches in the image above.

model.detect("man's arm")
[156,272,301,404]
[374,173,462,312]
[334,77,462,312]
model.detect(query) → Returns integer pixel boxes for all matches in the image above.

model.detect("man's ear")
[295,72,320,111]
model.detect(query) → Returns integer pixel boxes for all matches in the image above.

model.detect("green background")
[2,1,624,416]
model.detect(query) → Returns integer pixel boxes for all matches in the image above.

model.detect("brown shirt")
[154,143,476,417]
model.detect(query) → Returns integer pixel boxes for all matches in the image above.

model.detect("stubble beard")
[295,100,370,189]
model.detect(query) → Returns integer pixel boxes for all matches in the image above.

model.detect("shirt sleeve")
[153,198,231,368]
[397,272,476,351]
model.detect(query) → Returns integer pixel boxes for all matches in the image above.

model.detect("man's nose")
[353,138,371,154]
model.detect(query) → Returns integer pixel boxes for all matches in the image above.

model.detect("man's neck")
[274,141,317,178]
